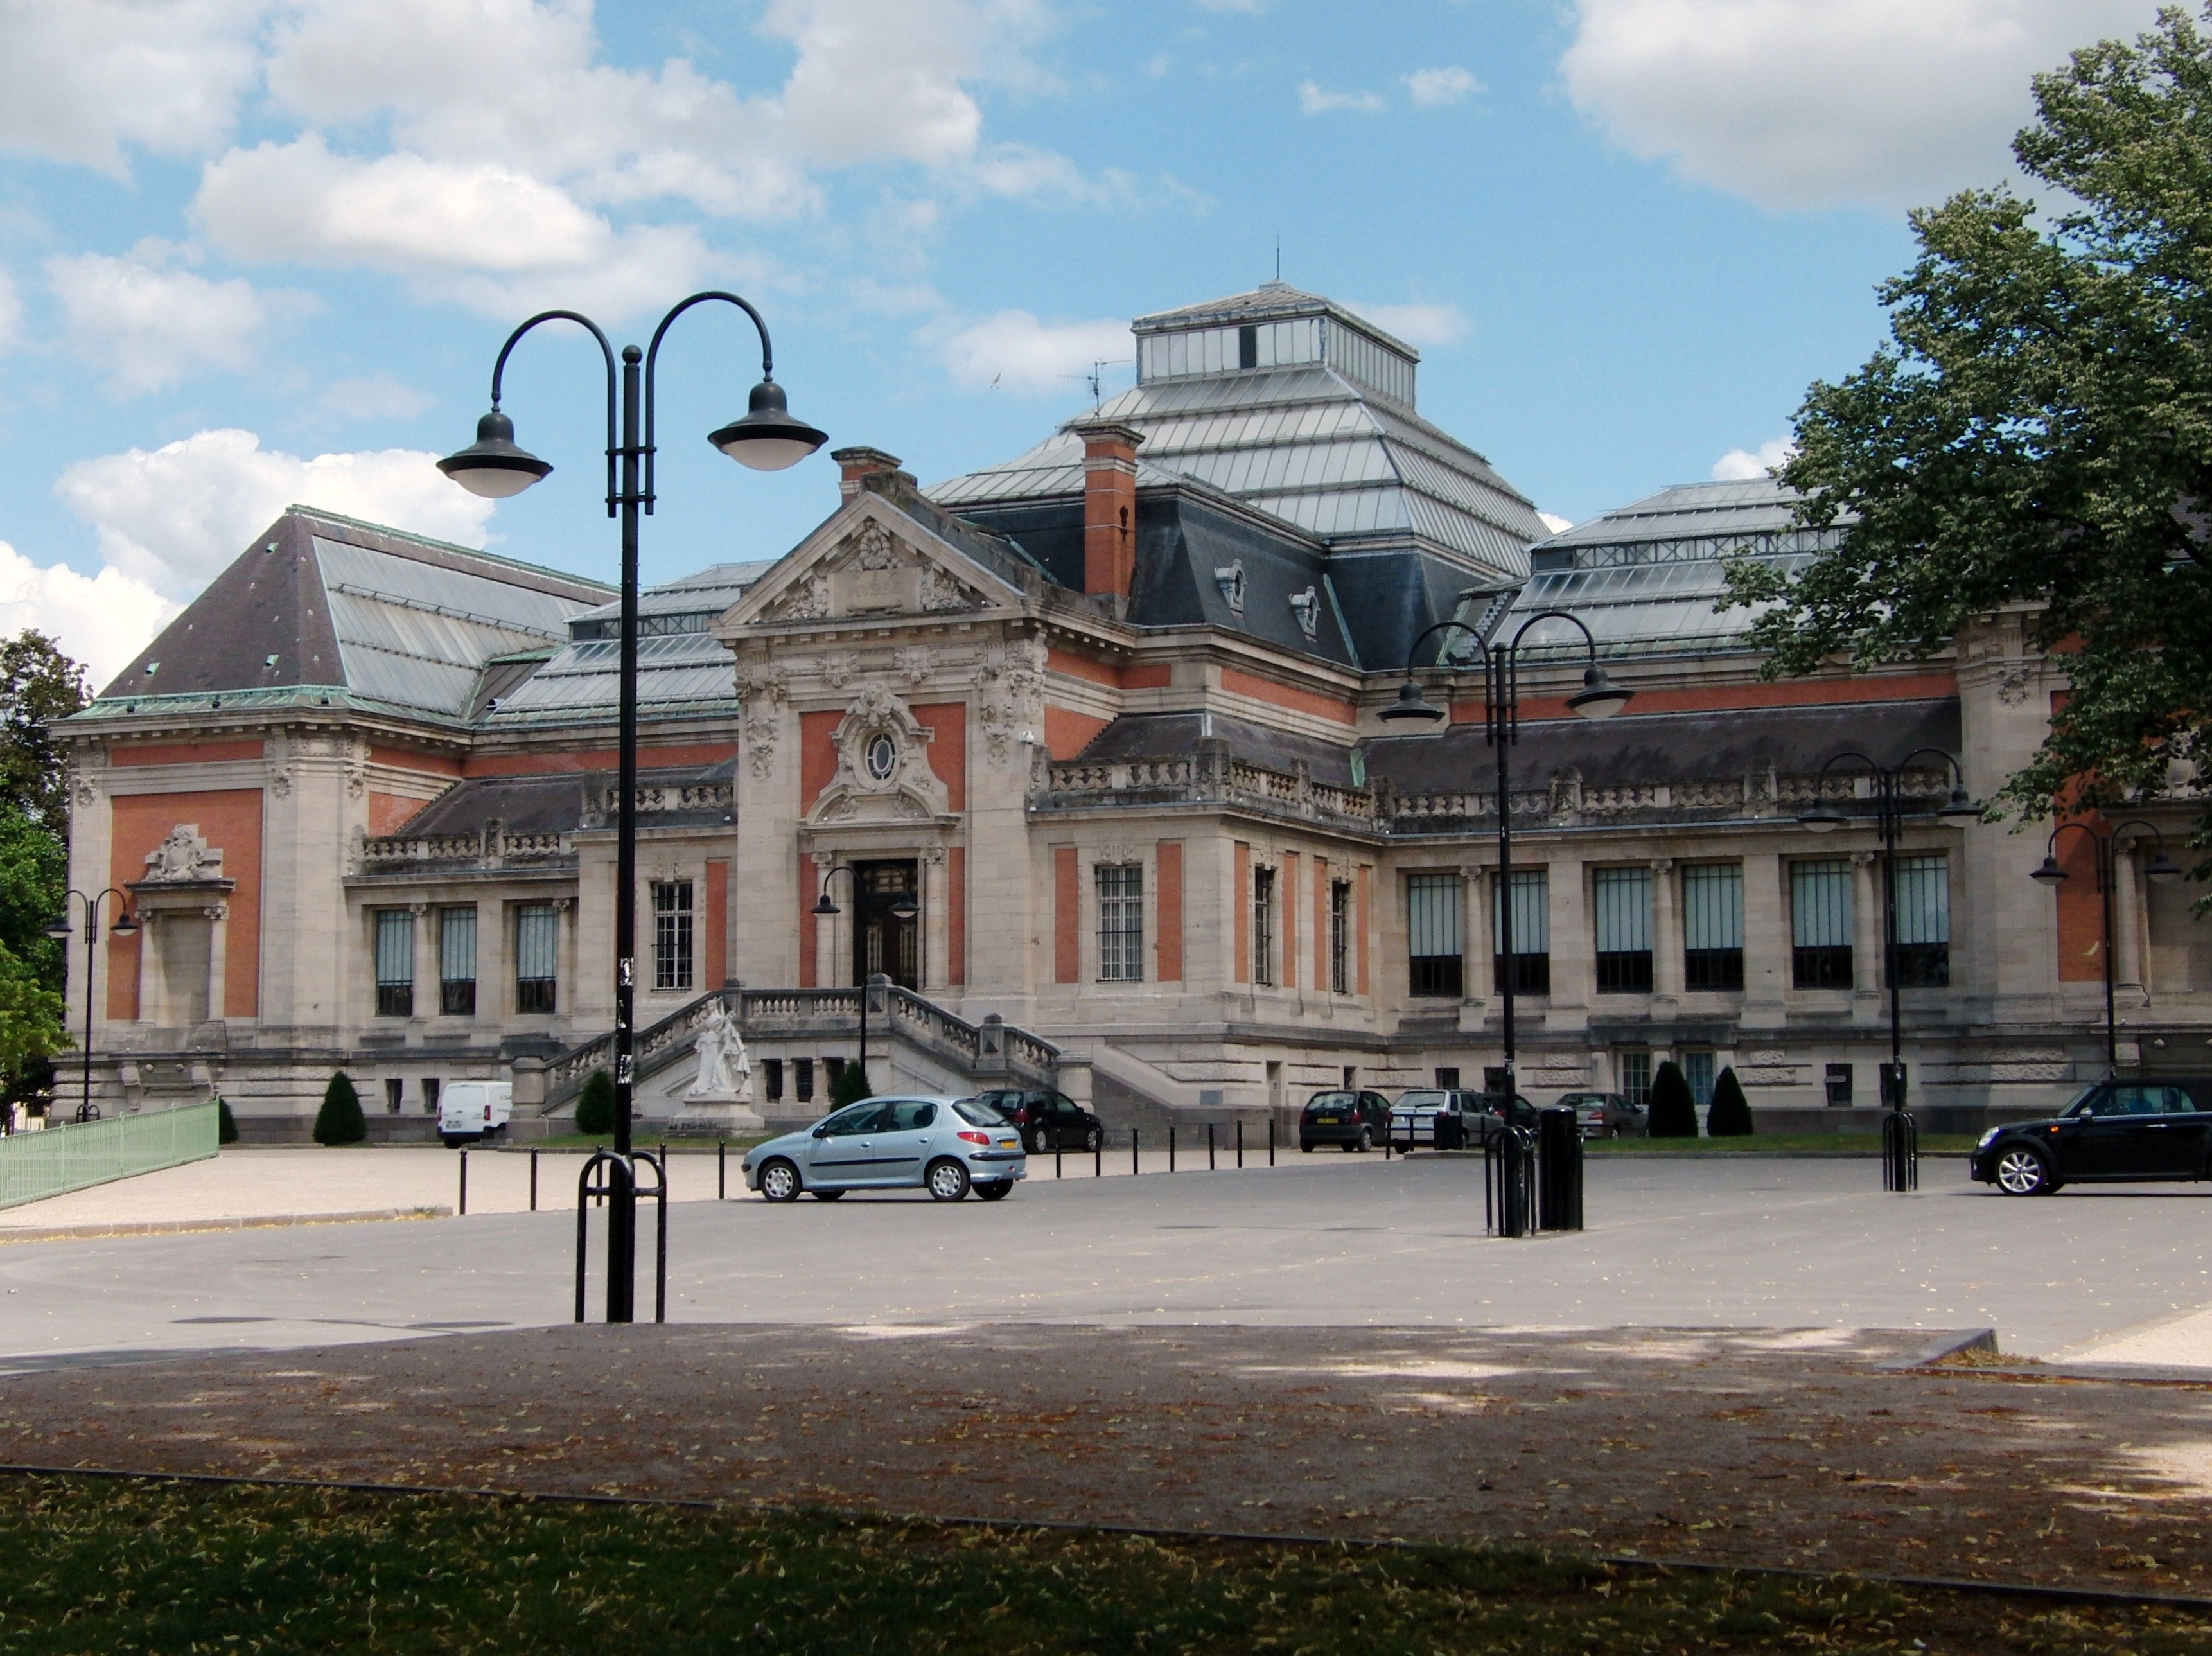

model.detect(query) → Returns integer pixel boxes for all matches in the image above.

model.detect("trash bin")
[1536,1105,1583,1233]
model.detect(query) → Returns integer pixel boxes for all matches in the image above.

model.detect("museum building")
[55,282,2194,1134]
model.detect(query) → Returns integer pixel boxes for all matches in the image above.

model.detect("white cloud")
[1405,66,1482,106]
[1712,436,1795,480]
[1538,511,1574,536]
[0,0,266,173]
[48,247,312,396]
[1346,300,1466,348]
[315,375,435,421]
[1299,80,1385,115]
[938,310,1129,392]
[1561,0,2164,210]
[0,540,177,689]
[55,428,495,596]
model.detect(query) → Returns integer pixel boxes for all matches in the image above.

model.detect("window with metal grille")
[1252,867,1277,986]
[1330,879,1352,995]
[373,910,413,1017]
[515,904,558,1014]
[653,879,694,991]
[1619,1051,1653,1109]
[1682,863,1744,991]
[438,907,476,1016]
[1096,863,1143,982]
[763,1059,783,1102]
[795,1058,814,1102]
[1492,868,1550,994]
[1407,872,1463,998]
[1593,866,1653,992]
[1791,860,1854,989]
[1890,853,1950,987]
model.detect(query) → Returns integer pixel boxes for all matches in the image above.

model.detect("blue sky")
[0,0,2163,685]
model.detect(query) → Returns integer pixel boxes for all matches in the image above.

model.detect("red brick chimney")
[832,446,907,498]
[1067,418,1144,599]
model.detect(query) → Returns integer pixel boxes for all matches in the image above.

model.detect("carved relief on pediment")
[138,824,226,885]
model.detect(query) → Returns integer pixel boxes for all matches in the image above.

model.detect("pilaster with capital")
[1649,857,1680,1002]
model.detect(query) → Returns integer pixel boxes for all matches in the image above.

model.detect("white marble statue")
[685,998,753,1103]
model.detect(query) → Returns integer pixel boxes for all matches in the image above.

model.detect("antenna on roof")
[1058,358,1132,411]
[1275,235,1281,283]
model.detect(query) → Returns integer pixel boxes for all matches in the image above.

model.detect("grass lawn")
[0,1475,2202,1655]
[1586,1132,1983,1155]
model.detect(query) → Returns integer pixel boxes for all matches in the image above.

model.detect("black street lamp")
[2029,819,2182,1075]
[1796,749,1981,1122]
[813,865,918,1089]
[441,294,825,1323]
[45,888,138,1123]
[1379,608,1633,1109]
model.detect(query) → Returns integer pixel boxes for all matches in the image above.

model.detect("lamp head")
[1565,664,1632,720]
[2145,849,2184,884]
[42,910,70,940]
[437,409,552,499]
[1378,679,1444,724]
[1797,804,1848,834]
[812,894,841,917]
[1938,785,1982,821]
[2030,854,2069,886]
[890,892,919,920]
[110,910,139,938]
[709,379,829,472]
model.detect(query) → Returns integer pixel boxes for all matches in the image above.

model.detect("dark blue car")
[1970,1080,2212,1195]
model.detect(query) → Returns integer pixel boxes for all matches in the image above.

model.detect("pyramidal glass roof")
[930,283,1546,584]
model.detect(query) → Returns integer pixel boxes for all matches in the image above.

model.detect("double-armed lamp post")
[1379,609,1632,1107]
[813,865,917,1088]
[2030,820,2181,1075]
[44,888,137,1123]
[437,293,825,1323]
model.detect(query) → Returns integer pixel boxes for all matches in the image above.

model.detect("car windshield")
[953,1099,1010,1127]
[1304,1092,1356,1113]
[1396,1091,1445,1109]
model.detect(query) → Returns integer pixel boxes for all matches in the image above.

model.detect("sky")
[0,0,2169,690]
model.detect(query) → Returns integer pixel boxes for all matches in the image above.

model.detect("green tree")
[0,632,87,830]
[828,1061,872,1109]
[314,1071,366,1146]
[217,1098,239,1145]
[1646,1062,1698,1138]
[1706,1067,1755,1137]
[1725,7,2212,831]
[574,1070,616,1136]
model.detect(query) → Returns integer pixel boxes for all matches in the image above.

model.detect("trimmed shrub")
[313,1072,366,1146]
[1646,1061,1698,1138]
[1705,1066,1754,1137]
[829,1061,873,1109]
[575,1070,617,1136]
[216,1097,239,1145]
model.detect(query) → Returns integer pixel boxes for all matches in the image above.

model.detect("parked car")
[438,1080,512,1147]
[1298,1089,1391,1152]
[744,1095,1026,1202]
[969,1088,1105,1154]
[1554,1090,1646,1140]
[1380,1083,1486,1149]
[1971,1080,2212,1195]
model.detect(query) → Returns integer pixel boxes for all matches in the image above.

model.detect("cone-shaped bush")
[1705,1066,1754,1137]
[216,1097,239,1145]
[1646,1061,1698,1138]
[313,1072,366,1146]
[829,1060,873,1109]
[575,1069,617,1136]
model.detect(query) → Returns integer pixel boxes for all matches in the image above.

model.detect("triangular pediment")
[716,493,1021,633]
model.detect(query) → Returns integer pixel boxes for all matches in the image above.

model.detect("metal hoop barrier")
[576,1150,668,1324]
[1882,1110,1919,1194]
[1485,1125,1537,1238]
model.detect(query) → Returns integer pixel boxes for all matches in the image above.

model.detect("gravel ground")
[8,1321,2212,1600]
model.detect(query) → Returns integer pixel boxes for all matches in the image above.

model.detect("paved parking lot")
[3,1154,2209,1370]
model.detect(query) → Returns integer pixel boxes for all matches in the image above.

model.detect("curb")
[0,1207,452,1244]
[1876,1327,1997,1370]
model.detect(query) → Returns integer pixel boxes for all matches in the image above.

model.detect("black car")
[969,1088,1105,1154]
[1971,1080,2212,1195]
[1299,1089,1391,1152]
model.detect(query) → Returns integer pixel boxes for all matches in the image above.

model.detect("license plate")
[998,1138,1018,1149]
[1319,1114,1342,1123]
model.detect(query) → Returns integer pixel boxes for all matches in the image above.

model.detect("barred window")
[653,879,694,992]
[1252,867,1277,986]
[516,904,559,1014]
[1891,853,1950,988]
[1330,879,1352,995]
[373,910,413,1017]
[1791,860,1854,990]
[1682,863,1745,991]
[1493,868,1550,994]
[1407,872,1463,998]
[1592,867,1653,993]
[1096,863,1144,982]
[439,907,477,1017]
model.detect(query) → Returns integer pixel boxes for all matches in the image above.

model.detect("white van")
[438,1080,513,1147]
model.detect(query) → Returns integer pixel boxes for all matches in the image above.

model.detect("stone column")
[553,897,575,1024]
[408,901,428,1020]
[1741,852,1788,1032]
[1457,863,1490,1035]
[1546,856,1591,1034]
[812,850,839,987]
[1852,850,1881,1001]
[1649,857,1680,1003]
[2115,842,2146,998]
[924,847,950,992]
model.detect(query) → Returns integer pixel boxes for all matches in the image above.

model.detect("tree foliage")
[315,1071,366,1146]
[575,1070,617,1136]
[829,1061,873,1109]
[0,632,87,829]
[1724,6,2212,830]
[1646,1062,1698,1138]
[1705,1067,1754,1137]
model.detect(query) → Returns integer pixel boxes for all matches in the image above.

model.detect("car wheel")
[1356,1127,1373,1153]
[1992,1145,2053,1196]
[758,1158,802,1203]
[1085,1124,1103,1154]
[810,1189,845,1202]
[1299,1140,1313,1153]
[927,1158,972,1202]
[1026,1127,1049,1154]
[974,1181,1012,1201]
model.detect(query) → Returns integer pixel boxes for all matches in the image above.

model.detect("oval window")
[865,734,897,780]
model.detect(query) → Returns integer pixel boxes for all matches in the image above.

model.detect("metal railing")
[0,1100,218,1210]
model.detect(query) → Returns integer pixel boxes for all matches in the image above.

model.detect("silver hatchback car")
[742,1095,1027,1202]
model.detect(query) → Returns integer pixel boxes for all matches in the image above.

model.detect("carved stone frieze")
[140,824,225,883]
